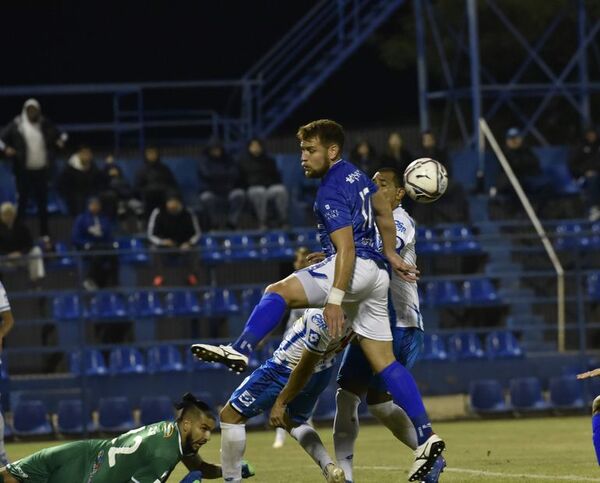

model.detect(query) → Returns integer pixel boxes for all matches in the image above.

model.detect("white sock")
[220,422,246,483]
[369,400,417,450]
[273,427,287,446]
[290,423,333,472]
[333,388,361,481]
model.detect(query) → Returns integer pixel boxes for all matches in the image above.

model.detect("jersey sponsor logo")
[308,329,321,346]
[395,220,407,233]
[345,170,362,184]
[323,209,339,220]
[164,422,174,438]
[87,450,105,483]
[239,390,256,407]
[311,313,327,330]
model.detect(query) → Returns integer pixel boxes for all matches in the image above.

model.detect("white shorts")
[294,255,392,341]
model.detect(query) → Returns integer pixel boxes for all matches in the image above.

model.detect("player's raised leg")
[593,395,600,465]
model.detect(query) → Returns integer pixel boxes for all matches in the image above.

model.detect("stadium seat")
[469,379,510,413]
[129,291,164,318]
[415,227,441,255]
[241,287,263,316]
[165,291,203,317]
[199,235,224,263]
[485,331,524,359]
[586,377,600,403]
[462,279,499,306]
[589,222,600,250]
[295,228,320,251]
[53,294,84,321]
[147,345,185,373]
[48,242,76,269]
[140,396,174,425]
[549,376,585,410]
[441,225,481,254]
[447,332,485,360]
[98,397,135,432]
[588,273,600,301]
[89,292,129,320]
[186,350,223,371]
[259,232,295,260]
[57,399,96,434]
[223,235,259,261]
[117,237,150,265]
[420,333,448,361]
[554,222,589,251]
[70,349,108,376]
[312,386,337,421]
[204,289,240,316]
[509,377,550,411]
[109,347,146,375]
[13,400,52,436]
[425,281,462,306]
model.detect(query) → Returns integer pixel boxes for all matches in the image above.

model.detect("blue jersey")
[314,160,382,262]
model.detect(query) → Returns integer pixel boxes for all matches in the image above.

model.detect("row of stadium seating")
[469,375,597,414]
[554,221,600,251]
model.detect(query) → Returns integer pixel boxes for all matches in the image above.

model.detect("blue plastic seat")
[165,291,203,317]
[147,345,185,373]
[554,222,589,251]
[70,349,108,376]
[109,347,146,375]
[420,333,448,361]
[53,294,83,321]
[57,399,96,434]
[223,235,259,261]
[186,350,223,371]
[89,292,129,320]
[549,376,585,409]
[442,225,481,254]
[117,237,149,265]
[589,222,600,249]
[199,235,224,263]
[447,332,485,360]
[469,379,510,413]
[13,400,52,436]
[312,386,337,421]
[129,291,164,318]
[587,377,600,403]
[140,396,174,425]
[295,229,320,251]
[204,289,239,316]
[49,242,76,269]
[415,227,441,255]
[425,281,462,306]
[98,397,135,432]
[509,377,550,411]
[462,279,499,305]
[485,331,524,359]
[588,273,600,301]
[259,232,295,260]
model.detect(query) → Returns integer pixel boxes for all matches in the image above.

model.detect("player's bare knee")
[265,276,307,307]
[593,395,600,416]
[220,403,246,424]
[366,389,392,406]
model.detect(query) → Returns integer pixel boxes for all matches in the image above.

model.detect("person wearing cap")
[0,99,68,238]
[569,127,600,222]
[147,192,201,286]
[0,393,255,483]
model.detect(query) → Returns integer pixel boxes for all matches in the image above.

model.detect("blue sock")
[379,361,432,445]
[593,414,600,465]
[231,292,287,357]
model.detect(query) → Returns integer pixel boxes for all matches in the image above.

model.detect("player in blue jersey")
[577,368,600,465]
[192,119,444,481]
[0,281,14,467]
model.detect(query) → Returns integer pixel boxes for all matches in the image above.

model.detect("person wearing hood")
[135,146,178,219]
[57,145,102,216]
[238,138,288,229]
[378,131,414,176]
[198,141,245,230]
[0,99,68,238]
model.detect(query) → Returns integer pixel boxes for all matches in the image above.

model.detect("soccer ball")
[403,158,448,203]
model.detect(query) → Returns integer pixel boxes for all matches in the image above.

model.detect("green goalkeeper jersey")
[7,421,184,483]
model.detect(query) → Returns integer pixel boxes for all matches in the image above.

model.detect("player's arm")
[577,368,600,379]
[270,347,322,429]
[371,190,418,281]
[180,454,254,481]
[326,226,355,337]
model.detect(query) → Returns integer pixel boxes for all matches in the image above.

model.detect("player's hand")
[323,303,345,338]
[4,146,16,157]
[577,368,600,379]
[180,242,191,250]
[306,252,326,265]
[269,400,287,428]
[163,239,176,247]
[180,471,202,483]
[242,460,256,478]
[386,252,419,282]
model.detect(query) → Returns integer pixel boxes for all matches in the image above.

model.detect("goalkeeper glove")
[242,460,256,478]
[180,471,202,483]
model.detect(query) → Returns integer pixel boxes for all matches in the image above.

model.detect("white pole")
[479,118,566,352]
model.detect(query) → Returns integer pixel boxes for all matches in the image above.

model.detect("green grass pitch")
[6,416,599,482]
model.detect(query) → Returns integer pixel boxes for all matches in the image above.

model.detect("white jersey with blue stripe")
[377,205,423,330]
[271,309,354,373]
[0,282,10,314]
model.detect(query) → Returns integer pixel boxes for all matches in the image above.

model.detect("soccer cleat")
[190,344,248,373]
[323,463,346,483]
[421,455,446,483]
[408,434,445,482]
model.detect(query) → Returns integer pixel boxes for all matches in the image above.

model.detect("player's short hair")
[377,167,403,188]
[175,393,216,422]
[295,246,310,257]
[297,119,345,151]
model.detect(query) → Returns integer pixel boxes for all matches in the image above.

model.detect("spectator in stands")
[378,131,413,175]
[99,155,143,221]
[148,192,201,286]
[0,202,45,283]
[72,197,118,291]
[417,130,447,163]
[58,145,102,216]
[238,138,288,230]
[135,146,178,219]
[350,140,379,177]
[198,141,245,230]
[569,127,600,221]
[0,98,67,238]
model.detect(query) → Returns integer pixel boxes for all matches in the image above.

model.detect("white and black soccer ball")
[403,158,448,203]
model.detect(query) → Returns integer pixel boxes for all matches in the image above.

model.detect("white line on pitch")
[355,465,600,481]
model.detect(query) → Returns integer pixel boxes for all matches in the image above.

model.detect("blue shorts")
[229,360,334,424]
[337,327,423,394]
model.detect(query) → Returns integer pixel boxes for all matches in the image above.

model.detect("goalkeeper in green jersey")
[0,393,255,483]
